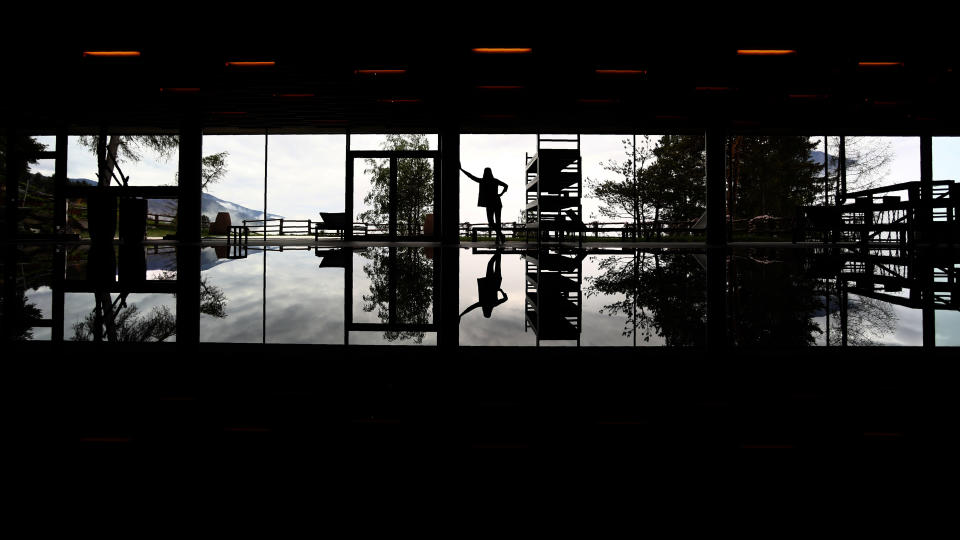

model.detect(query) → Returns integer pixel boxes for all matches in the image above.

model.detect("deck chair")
[315,212,347,240]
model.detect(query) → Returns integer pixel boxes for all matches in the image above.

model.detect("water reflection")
[358,247,435,343]
[586,250,705,346]
[3,242,957,347]
[460,249,507,320]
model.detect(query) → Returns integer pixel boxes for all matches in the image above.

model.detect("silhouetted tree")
[78,135,227,190]
[827,136,893,194]
[588,135,706,238]
[358,135,433,236]
[727,136,822,220]
[645,135,707,223]
[587,136,659,237]
[1,135,52,234]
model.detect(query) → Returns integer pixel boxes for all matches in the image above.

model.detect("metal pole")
[344,252,352,345]
[263,245,267,344]
[633,134,637,241]
[389,157,398,240]
[345,132,353,242]
[175,245,200,344]
[839,136,847,203]
[920,134,933,239]
[264,129,268,238]
[4,129,19,239]
[706,246,726,349]
[439,115,460,244]
[54,130,67,235]
[824,136,829,206]
[705,127,726,246]
[176,118,203,242]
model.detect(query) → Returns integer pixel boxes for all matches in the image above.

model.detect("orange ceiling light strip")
[225,61,275,67]
[83,51,141,58]
[737,49,796,55]
[858,61,903,67]
[355,69,407,74]
[472,48,532,54]
[578,98,620,103]
[596,69,647,75]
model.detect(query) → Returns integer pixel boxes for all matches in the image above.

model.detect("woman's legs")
[484,204,505,243]
[494,205,504,242]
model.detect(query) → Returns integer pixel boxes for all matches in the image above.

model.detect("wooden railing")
[459,220,708,240]
[146,213,176,227]
[242,218,313,236]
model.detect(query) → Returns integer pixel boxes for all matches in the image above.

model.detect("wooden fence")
[242,218,313,236]
[146,213,176,228]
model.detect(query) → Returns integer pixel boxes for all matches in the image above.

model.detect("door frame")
[346,145,441,241]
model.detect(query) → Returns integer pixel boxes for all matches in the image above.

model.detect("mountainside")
[68,178,282,221]
[808,150,857,170]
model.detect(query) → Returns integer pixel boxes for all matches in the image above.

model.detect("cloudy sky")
[31,134,960,225]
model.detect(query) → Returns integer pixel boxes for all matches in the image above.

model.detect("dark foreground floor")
[30,342,951,450]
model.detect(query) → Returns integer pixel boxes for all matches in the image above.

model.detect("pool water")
[5,243,957,347]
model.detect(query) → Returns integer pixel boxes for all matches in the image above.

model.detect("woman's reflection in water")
[460,249,508,320]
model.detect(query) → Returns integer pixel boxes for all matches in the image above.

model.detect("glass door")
[348,147,439,241]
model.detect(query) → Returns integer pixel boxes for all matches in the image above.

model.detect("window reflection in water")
[3,244,956,347]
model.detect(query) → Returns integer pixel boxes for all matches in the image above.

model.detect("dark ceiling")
[4,23,958,136]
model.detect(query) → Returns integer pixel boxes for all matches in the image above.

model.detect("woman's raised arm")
[460,165,480,182]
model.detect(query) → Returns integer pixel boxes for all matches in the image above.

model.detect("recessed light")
[83,51,141,58]
[355,69,407,75]
[472,48,532,54]
[596,69,647,75]
[225,61,275,67]
[737,50,796,56]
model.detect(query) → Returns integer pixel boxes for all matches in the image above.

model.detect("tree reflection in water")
[587,249,899,347]
[71,277,227,342]
[727,252,823,347]
[360,247,433,344]
[586,251,706,346]
[1,293,43,341]
[833,294,897,346]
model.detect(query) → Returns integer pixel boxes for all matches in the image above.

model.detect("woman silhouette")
[461,164,508,244]
[459,249,508,320]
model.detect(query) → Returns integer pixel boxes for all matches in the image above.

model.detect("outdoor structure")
[524,135,583,244]
[523,248,584,345]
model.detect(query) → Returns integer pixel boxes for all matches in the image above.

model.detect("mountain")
[68,178,282,221]
[808,150,857,172]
